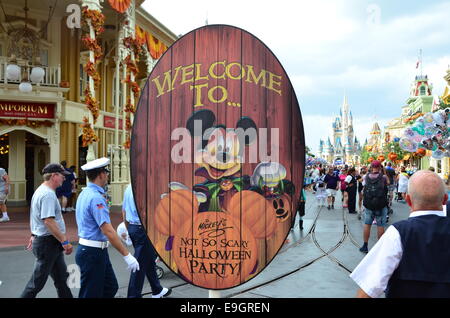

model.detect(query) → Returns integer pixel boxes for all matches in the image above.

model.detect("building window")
[112,74,123,111]
[420,86,426,96]
[40,49,48,66]
[79,52,89,100]
[79,63,88,100]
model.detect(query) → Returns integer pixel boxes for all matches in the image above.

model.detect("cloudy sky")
[142,0,450,154]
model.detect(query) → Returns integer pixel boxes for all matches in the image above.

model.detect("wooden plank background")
[131,25,305,290]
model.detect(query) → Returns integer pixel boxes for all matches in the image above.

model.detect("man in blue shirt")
[56,161,75,213]
[75,157,139,298]
[122,184,172,298]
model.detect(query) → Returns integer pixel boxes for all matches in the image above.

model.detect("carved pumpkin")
[228,190,277,239]
[271,193,292,223]
[368,157,374,163]
[172,212,257,289]
[154,189,198,235]
[377,155,385,162]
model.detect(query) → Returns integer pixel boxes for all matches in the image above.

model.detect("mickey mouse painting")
[188,109,257,212]
[167,109,294,215]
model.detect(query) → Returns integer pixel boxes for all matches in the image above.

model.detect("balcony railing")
[0,56,61,87]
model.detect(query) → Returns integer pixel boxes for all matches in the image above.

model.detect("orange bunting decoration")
[108,0,132,13]
[135,25,169,59]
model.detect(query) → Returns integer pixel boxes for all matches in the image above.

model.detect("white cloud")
[142,0,450,156]
[295,56,450,101]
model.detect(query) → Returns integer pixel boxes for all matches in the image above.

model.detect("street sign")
[131,25,304,290]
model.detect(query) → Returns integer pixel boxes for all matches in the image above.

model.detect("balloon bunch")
[399,108,450,159]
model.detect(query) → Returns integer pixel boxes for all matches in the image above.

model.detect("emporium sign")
[130,25,305,290]
[0,101,55,119]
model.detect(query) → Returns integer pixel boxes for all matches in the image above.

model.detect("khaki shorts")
[0,192,7,204]
[327,189,337,197]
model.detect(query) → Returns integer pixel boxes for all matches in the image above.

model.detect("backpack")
[363,174,388,212]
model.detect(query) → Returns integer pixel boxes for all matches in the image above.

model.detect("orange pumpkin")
[368,157,374,163]
[416,148,426,157]
[377,155,385,162]
[388,152,397,161]
[172,212,257,289]
[154,189,198,235]
[228,190,277,239]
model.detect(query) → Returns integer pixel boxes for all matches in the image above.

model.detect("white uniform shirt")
[349,210,447,298]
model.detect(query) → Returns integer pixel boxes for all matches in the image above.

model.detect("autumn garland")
[81,117,98,147]
[82,6,105,35]
[81,36,103,62]
[122,36,142,148]
[81,6,104,146]
[84,61,101,89]
[83,87,100,123]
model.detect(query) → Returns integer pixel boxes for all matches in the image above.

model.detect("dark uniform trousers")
[75,244,119,298]
[21,235,73,298]
[127,224,162,298]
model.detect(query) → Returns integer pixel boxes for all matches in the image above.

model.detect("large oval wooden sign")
[131,25,305,290]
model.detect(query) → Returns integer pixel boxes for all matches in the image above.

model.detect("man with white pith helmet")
[75,157,139,298]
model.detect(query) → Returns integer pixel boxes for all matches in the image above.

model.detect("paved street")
[0,191,413,298]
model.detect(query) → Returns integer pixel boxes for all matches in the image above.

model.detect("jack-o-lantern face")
[272,195,291,222]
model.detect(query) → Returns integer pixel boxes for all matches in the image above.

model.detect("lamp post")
[4,0,47,93]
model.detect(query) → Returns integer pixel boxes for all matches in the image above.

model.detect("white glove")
[123,253,140,272]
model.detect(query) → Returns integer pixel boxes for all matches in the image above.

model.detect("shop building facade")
[0,0,177,206]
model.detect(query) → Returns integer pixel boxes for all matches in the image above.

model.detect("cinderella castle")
[318,96,362,165]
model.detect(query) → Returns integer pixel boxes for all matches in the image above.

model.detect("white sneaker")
[0,216,10,222]
[152,287,172,298]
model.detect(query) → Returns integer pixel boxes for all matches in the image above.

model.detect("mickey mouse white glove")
[123,253,140,272]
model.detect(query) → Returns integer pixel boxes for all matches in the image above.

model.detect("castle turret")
[318,139,324,159]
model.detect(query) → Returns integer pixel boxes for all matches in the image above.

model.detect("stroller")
[155,257,164,279]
